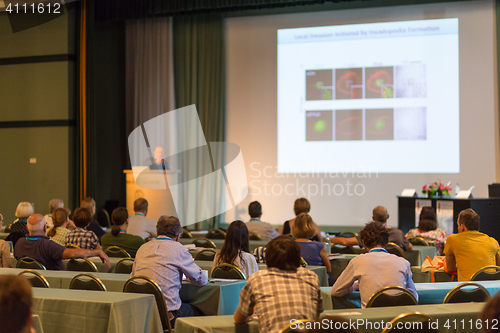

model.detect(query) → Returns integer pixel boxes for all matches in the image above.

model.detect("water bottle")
[324,234,331,254]
[455,183,460,196]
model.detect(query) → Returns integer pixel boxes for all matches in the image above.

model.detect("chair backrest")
[470,266,500,281]
[70,273,107,291]
[248,231,262,240]
[18,270,50,288]
[211,263,246,280]
[192,237,216,249]
[382,312,437,333]
[386,242,406,258]
[366,286,418,308]
[104,246,132,258]
[123,276,172,333]
[300,257,308,267]
[66,243,80,249]
[115,258,135,274]
[195,249,217,261]
[408,237,429,246]
[443,282,490,303]
[16,257,46,270]
[206,229,226,239]
[279,319,315,333]
[180,228,192,239]
[97,208,111,228]
[66,258,98,272]
[338,231,358,238]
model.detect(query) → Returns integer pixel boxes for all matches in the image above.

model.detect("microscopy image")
[365,67,394,99]
[335,68,363,99]
[306,110,333,141]
[395,64,427,98]
[394,107,427,140]
[305,69,333,100]
[365,108,394,140]
[335,109,363,140]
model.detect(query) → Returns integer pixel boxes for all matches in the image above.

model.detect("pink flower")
[440,185,444,190]
[423,185,429,190]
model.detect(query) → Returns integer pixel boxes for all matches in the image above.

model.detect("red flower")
[440,185,444,190]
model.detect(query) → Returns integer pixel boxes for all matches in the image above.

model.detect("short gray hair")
[15,202,34,219]
[49,199,64,213]
[27,214,45,234]
[156,216,182,238]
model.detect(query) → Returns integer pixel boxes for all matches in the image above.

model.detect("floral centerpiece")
[422,182,452,198]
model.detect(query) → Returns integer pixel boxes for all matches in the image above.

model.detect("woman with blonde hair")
[280,198,323,242]
[47,208,73,246]
[6,202,34,247]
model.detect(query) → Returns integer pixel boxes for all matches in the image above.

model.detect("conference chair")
[300,257,308,267]
[338,231,358,238]
[181,228,193,239]
[16,257,46,270]
[66,243,80,249]
[248,231,262,240]
[115,258,135,274]
[386,242,406,258]
[279,319,315,333]
[104,246,131,258]
[70,273,107,291]
[195,249,217,261]
[443,282,490,303]
[382,312,438,333]
[66,258,99,272]
[97,208,111,228]
[408,237,429,246]
[123,276,172,333]
[366,286,418,308]
[212,263,246,280]
[192,237,216,249]
[470,266,500,281]
[207,228,226,239]
[18,270,50,288]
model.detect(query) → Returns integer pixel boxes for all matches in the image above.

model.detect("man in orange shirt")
[444,208,500,281]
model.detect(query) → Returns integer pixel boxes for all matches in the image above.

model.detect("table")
[332,245,435,266]
[32,288,162,333]
[179,238,268,252]
[411,266,456,283]
[321,280,500,309]
[175,302,485,333]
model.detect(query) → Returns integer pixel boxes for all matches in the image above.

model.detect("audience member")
[212,220,259,278]
[65,208,100,249]
[0,214,11,268]
[406,206,447,254]
[331,221,417,308]
[44,199,64,228]
[127,198,157,239]
[280,197,323,242]
[131,216,207,327]
[234,236,323,332]
[481,291,500,333]
[331,206,412,251]
[14,214,110,270]
[444,208,500,281]
[101,207,145,257]
[245,201,278,241]
[292,213,331,274]
[6,202,34,247]
[0,275,35,333]
[80,197,105,240]
[47,208,73,246]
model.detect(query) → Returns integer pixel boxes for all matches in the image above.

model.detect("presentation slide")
[277,18,459,174]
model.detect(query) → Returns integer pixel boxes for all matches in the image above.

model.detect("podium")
[398,196,500,242]
[124,169,180,222]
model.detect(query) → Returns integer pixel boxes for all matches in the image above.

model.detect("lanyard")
[369,248,388,253]
[135,213,144,217]
[26,237,41,241]
[120,230,127,233]
[249,218,260,221]
[157,237,173,241]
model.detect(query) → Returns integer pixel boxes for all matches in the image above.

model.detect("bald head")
[372,206,389,223]
[27,214,46,236]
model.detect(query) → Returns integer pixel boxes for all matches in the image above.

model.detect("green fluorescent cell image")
[315,120,326,132]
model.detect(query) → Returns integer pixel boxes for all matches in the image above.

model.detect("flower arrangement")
[422,182,452,198]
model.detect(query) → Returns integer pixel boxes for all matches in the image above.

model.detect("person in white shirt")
[44,199,64,228]
[331,221,418,308]
[245,201,278,241]
[127,198,157,239]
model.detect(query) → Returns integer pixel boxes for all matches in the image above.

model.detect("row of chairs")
[16,256,134,274]
[182,228,262,240]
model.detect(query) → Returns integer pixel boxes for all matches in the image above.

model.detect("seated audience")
[331,221,417,308]
[481,291,500,333]
[127,198,157,239]
[245,201,278,241]
[0,275,35,333]
[212,220,259,278]
[6,202,34,247]
[44,198,64,228]
[14,214,110,270]
[292,213,331,274]
[0,214,11,268]
[331,206,412,251]
[444,208,500,281]
[101,207,145,257]
[80,197,105,240]
[47,208,72,246]
[131,216,207,327]
[234,236,323,332]
[406,206,447,254]
[65,208,100,249]
[280,197,323,242]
